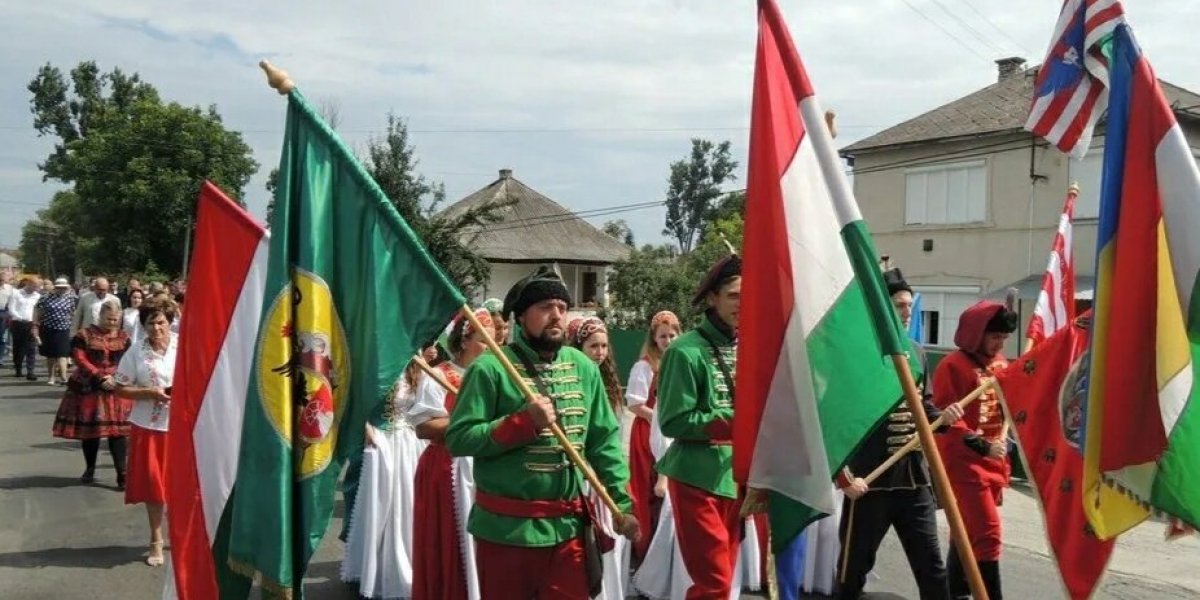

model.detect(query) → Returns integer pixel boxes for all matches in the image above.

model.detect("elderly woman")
[51,302,132,486]
[33,277,78,385]
[114,296,177,567]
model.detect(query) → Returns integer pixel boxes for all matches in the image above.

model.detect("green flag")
[225,89,464,596]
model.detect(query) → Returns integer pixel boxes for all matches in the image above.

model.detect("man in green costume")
[446,266,638,598]
[656,254,742,599]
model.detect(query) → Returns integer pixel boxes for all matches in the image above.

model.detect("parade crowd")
[1,256,1018,600]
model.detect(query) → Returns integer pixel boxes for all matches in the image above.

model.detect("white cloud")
[0,0,1197,259]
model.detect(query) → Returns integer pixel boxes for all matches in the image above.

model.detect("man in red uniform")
[931,300,1017,600]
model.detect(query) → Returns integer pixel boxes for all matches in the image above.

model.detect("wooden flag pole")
[890,355,990,600]
[458,305,626,521]
[863,378,994,486]
[413,355,459,395]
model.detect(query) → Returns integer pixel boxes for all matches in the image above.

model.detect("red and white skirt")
[125,425,167,505]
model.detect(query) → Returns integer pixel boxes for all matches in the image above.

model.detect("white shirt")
[115,332,178,431]
[0,283,13,313]
[122,308,143,344]
[407,362,465,427]
[6,288,41,321]
[625,359,654,407]
[74,291,122,331]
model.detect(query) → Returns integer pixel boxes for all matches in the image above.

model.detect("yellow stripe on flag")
[1084,244,1151,540]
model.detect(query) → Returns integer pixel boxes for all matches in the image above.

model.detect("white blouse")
[407,363,464,428]
[122,309,143,344]
[625,359,654,408]
[115,332,178,431]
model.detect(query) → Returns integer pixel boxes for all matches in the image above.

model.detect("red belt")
[475,490,584,519]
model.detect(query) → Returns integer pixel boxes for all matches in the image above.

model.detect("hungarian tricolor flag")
[996,320,1113,600]
[222,89,464,596]
[734,0,915,551]
[166,181,269,599]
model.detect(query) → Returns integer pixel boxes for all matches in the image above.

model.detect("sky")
[1,0,1198,254]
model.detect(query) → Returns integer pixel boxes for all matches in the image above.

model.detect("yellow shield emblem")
[257,268,351,479]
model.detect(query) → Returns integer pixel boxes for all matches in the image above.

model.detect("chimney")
[499,168,513,179]
[995,57,1026,82]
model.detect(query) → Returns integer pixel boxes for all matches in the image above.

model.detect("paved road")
[1,365,1197,599]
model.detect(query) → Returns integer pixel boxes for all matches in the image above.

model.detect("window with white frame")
[904,160,988,225]
[912,286,981,347]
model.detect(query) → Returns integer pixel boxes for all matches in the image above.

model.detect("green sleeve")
[446,361,531,458]
[581,366,633,513]
[656,346,716,441]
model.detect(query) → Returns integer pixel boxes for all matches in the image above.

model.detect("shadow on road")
[0,475,88,490]
[299,560,358,599]
[27,441,79,452]
[0,545,146,569]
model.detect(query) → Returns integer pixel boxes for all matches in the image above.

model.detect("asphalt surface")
[1,363,1197,599]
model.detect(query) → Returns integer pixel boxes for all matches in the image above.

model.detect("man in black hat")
[446,266,638,598]
[834,268,964,600]
[655,254,745,598]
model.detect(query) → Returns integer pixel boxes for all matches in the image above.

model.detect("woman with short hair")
[33,277,78,385]
[114,296,178,567]
[51,301,132,486]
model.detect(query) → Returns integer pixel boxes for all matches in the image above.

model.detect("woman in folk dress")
[341,355,431,599]
[51,301,132,487]
[410,310,492,600]
[624,311,681,565]
[568,316,633,599]
[113,296,178,567]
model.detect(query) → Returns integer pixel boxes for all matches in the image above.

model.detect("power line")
[898,0,993,62]
[0,124,888,135]
[959,0,1033,56]
[927,0,1007,56]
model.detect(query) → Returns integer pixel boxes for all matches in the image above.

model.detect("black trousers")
[837,486,949,600]
[9,321,37,375]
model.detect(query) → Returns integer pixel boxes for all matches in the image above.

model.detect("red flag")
[996,320,1113,599]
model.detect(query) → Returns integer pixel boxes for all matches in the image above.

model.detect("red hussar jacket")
[932,302,1011,486]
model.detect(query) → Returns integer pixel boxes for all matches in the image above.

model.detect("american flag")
[1025,0,1128,158]
[1026,185,1078,346]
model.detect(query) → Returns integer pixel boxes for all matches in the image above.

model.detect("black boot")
[945,545,970,599]
[979,561,1002,600]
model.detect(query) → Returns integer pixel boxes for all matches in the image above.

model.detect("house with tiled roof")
[440,168,631,309]
[841,57,1200,351]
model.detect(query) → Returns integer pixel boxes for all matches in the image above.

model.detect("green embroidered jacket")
[445,337,632,547]
[655,315,738,499]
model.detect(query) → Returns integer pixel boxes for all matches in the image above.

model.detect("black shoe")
[13,370,22,377]
[81,470,95,484]
[25,374,37,381]
[115,472,126,491]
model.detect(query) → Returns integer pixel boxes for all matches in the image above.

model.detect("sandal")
[146,541,164,567]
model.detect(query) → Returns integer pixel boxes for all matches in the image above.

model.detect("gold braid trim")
[226,557,295,599]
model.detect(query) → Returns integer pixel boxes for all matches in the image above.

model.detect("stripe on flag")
[1027,187,1077,346]
[1082,22,1200,539]
[166,181,268,599]
[734,0,914,551]
[1025,0,1127,158]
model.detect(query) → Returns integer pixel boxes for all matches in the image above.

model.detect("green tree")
[25,61,259,275]
[662,138,738,253]
[361,114,510,297]
[601,219,635,247]
[604,244,694,329]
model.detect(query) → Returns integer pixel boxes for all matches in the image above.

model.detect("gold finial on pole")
[825,109,838,139]
[1068,181,1081,196]
[259,60,295,95]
